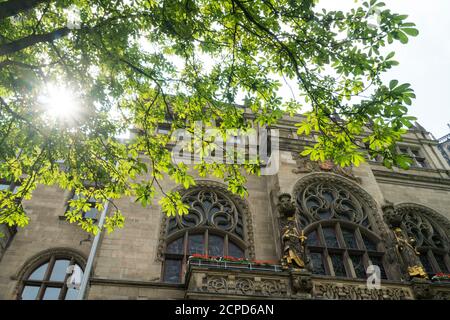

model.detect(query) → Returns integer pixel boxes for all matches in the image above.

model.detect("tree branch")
[0,27,71,56]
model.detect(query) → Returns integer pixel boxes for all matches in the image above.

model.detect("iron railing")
[187,257,283,273]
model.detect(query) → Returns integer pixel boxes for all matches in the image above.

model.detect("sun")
[39,84,80,121]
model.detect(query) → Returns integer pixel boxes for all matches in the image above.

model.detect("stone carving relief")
[314,283,412,300]
[292,157,361,183]
[197,274,288,297]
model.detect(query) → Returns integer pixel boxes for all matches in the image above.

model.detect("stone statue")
[281,224,306,269]
[393,227,428,280]
[382,203,428,280]
[277,193,309,270]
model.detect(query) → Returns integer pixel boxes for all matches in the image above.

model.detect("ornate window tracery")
[162,186,249,283]
[296,181,372,229]
[394,204,450,275]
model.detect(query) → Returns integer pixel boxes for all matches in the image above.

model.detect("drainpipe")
[76,199,110,300]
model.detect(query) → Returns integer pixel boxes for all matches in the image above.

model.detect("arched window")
[162,187,247,283]
[305,221,386,279]
[18,251,84,300]
[395,204,450,276]
[294,174,387,279]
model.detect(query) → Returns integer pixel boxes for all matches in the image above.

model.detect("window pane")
[29,263,48,281]
[350,255,366,278]
[21,286,40,300]
[369,255,387,279]
[83,207,99,220]
[419,253,434,274]
[50,259,70,282]
[362,235,377,251]
[330,253,347,277]
[65,288,79,300]
[434,254,449,273]
[163,259,182,283]
[208,235,224,257]
[322,227,339,248]
[42,287,61,300]
[166,237,184,254]
[228,241,244,259]
[310,252,326,275]
[306,230,319,246]
[188,234,204,255]
[342,229,358,249]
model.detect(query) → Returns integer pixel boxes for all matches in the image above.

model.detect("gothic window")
[294,174,386,279]
[305,221,387,279]
[162,188,247,283]
[18,252,84,300]
[395,205,450,275]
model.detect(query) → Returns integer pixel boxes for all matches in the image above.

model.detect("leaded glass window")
[305,222,387,279]
[18,254,84,300]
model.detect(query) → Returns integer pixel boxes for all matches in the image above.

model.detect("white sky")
[318,0,450,138]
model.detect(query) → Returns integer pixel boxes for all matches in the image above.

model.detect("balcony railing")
[187,256,283,273]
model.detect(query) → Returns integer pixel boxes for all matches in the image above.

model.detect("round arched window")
[162,187,247,283]
[18,253,84,300]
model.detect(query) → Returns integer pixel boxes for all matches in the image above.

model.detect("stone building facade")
[438,128,450,166]
[1,113,450,300]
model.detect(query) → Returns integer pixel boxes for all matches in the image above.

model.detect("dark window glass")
[342,229,358,249]
[369,255,387,279]
[419,253,434,274]
[188,234,204,255]
[208,235,224,257]
[163,259,182,283]
[434,254,448,273]
[362,235,377,251]
[29,263,48,281]
[330,253,347,277]
[322,227,339,248]
[306,230,319,246]
[228,241,244,258]
[21,286,40,300]
[166,237,184,254]
[43,287,61,300]
[350,255,366,278]
[49,259,70,281]
[310,252,326,275]
[83,206,99,220]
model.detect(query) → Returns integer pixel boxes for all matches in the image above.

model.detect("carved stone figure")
[291,270,313,297]
[393,227,428,280]
[281,224,306,270]
[277,193,296,218]
[277,193,311,271]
